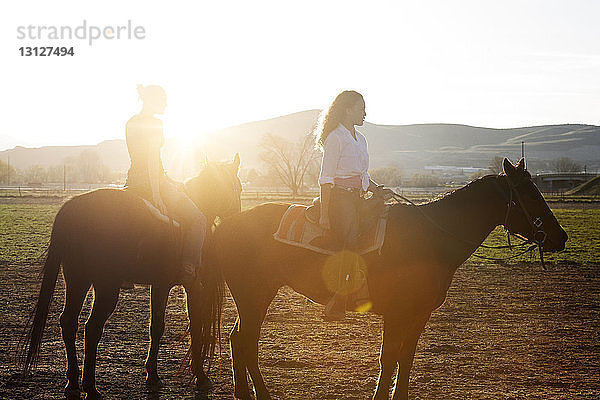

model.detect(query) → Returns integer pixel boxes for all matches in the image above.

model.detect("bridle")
[493,174,555,268]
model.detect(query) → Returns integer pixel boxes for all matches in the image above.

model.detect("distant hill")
[1,140,129,170]
[1,110,599,179]
[360,123,600,171]
[199,109,321,169]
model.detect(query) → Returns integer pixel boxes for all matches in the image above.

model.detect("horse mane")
[422,174,498,205]
[389,174,500,217]
[183,160,231,182]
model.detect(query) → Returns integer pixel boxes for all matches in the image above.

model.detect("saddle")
[273,191,389,255]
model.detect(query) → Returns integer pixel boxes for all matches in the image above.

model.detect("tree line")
[0,150,122,185]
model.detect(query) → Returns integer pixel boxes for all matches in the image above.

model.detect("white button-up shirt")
[318,123,370,191]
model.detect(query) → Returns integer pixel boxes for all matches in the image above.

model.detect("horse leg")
[81,285,120,399]
[59,277,91,397]
[230,317,251,399]
[373,319,404,400]
[391,316,429,400]
[238,295,276,400]
[145,285,170,387]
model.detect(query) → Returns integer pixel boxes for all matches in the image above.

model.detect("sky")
[1,0,599,150]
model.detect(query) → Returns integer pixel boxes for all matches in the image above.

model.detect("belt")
[333,185,364,195]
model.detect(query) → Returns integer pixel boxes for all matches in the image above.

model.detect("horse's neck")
[418,176,505,266]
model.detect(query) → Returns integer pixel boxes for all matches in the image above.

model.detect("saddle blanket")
[273,204,388,255]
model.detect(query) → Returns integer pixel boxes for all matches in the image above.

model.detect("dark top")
[125,114,165,192]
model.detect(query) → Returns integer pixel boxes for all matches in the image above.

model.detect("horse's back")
[214,202,291,278]
[57,189,153,228]
[217,202,289,240]
[63,188,143,211]
[53,188,171,283]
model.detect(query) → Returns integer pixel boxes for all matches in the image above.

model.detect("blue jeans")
[329,187,361,251]
[327,187,364,301]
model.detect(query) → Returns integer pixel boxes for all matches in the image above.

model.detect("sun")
[161,119,212,181]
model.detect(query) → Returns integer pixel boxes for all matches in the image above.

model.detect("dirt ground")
[0,260,599,399]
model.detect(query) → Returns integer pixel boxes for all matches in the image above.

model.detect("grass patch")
[473,209,600,265]
[0,204,61,265]
[1,203,598,266]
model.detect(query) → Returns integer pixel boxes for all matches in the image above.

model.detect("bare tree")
[489,156,504,174]
[0,159,16,185]
[260,133,320,197]
[551,157,582,173]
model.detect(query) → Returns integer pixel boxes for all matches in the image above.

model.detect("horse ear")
[503,158,516,176]
[516,157,526,173]
[233,153,240,170]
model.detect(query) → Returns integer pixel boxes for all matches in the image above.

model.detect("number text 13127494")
[19,47,75,56]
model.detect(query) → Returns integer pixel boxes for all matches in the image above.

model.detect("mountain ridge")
[2,110,599,178]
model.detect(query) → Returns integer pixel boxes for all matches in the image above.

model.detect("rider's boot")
[323,290,347,321]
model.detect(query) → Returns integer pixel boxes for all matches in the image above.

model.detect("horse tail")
[18,213,63,376]
[182,233,225,382]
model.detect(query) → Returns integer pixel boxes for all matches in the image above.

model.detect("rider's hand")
[319,214,331,231]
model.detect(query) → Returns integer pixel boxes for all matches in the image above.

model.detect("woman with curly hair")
[315,90,387,320]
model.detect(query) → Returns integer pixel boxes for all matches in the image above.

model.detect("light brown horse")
[19,155,242,399]
[210,158,568,400]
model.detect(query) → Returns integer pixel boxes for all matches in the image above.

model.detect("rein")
[388,175,546,268]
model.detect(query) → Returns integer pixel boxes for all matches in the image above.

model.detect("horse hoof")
[234,389,252,400]
[83,387,103,399]
[64,385,81,399]
[196,375,212,393]
[145,373,162,388]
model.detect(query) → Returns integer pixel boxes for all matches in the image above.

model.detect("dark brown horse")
[19,155,242,399]
[210,158,567,400]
